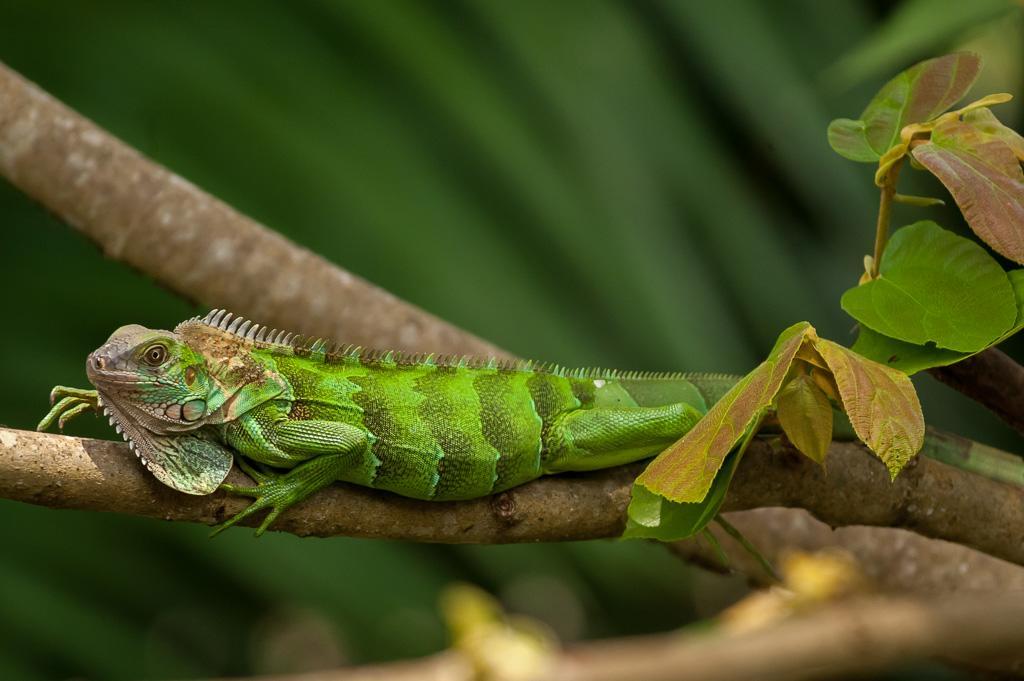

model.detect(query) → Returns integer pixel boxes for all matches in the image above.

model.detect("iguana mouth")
[90,376,142,385]
[85,359,142,386]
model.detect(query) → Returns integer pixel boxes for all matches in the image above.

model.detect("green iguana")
[38,309,743,535]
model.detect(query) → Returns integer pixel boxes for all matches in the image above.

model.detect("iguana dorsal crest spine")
[178,308,698,381]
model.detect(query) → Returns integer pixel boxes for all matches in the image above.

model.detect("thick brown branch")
[930,347,1024,437]
[725,437,1024,568]
[0,61,503,358]
[672,508,1024,594]
[209,593,1024,681]
[3,426,1023,568]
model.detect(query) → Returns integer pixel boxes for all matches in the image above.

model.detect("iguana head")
[87,324,234,495]
[87,324,214,433]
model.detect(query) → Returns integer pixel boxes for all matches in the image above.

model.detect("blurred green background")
[1,1,1022,679]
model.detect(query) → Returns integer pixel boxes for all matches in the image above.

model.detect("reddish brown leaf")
[963,107,1024,161]
[636,322,812,503]
[912,114,1024,264]
[827,52,981,162]
[814,338,924,478]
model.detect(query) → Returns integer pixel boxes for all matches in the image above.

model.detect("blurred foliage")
[0,1,1022,679]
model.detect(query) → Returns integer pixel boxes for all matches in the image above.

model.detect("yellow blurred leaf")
[783,550,866,605]
[441,583,503,642]
[720,550,866,635]
[440,583,557,681]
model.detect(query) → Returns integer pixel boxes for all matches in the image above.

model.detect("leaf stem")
[713,515,781,584]
[892,193,944,208]
[701,527,731,571]
[872,157,904,278]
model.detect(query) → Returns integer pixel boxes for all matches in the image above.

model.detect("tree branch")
[554,593,1024,681]
[930,347,1024,438]
[4,426,1023,568]
[0,61,503,358]
[206,593,1024,681]
[672,508,1024,594]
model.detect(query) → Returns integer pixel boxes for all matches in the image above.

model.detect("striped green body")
[232,350,709,501]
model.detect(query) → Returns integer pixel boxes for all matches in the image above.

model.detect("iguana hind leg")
[544,402,704,473]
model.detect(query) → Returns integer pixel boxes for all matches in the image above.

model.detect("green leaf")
[813,338,925,478]
[636,322,812,503]
[841,221,1016,352]
[912,111,1024,264]
[1009,269,1024,334]
[623,449,741,541]
[851,327,965,375]
[827,52,981,162]
[852,268,1024,374]
[776,373,833,464]
[827,118,883,163]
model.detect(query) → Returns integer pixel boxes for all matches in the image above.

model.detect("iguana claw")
[211,463,297,537]
[211,459,328,538]
[38,387,100,431]
[211,481,286,538]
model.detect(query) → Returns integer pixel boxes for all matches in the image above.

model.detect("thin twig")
[713,515,779,583]
[929,348,1024,438]
[870,157,903,278]
[699,527,731,572]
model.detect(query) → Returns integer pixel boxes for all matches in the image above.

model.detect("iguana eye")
[143,344,168,366]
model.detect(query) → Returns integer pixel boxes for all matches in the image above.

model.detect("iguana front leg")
[213,419,369,537]
[37,386,101,431]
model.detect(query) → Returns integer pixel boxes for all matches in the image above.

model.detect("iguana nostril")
[91,355,107,370]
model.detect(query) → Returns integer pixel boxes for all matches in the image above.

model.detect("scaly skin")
[38,310,721,536]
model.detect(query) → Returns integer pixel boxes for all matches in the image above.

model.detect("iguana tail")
[680,372,744,407]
